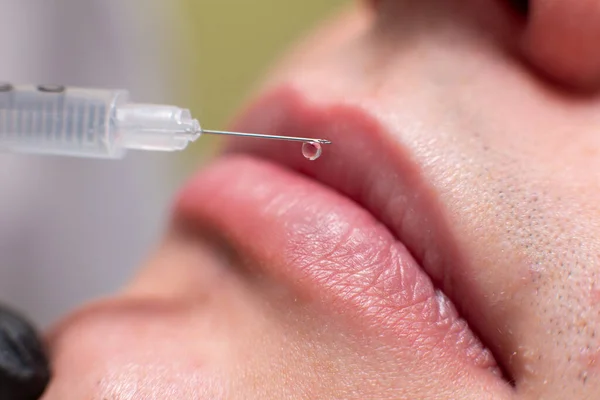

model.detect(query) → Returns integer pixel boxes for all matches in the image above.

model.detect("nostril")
[520,0,600,91]
[505,0,529,17]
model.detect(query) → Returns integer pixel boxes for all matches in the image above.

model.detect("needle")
[201,129,332,145]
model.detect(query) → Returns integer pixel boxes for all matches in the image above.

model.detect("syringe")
[0,83,331,159]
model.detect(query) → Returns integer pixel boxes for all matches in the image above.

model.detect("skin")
[42,0,600,399]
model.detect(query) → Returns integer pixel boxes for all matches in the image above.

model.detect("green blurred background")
[173,0,349,162]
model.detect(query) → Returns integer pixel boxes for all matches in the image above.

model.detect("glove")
[0,305,50,400]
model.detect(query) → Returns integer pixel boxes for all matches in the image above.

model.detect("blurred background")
[0,0,347,327]
[177,0,349,162]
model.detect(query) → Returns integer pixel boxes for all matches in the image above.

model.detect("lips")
[175,84,499,374]
[228,85,457,292]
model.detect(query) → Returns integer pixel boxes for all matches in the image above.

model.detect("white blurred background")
[0,0,181,327]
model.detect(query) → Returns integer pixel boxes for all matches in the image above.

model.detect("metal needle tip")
[201,129,331,145]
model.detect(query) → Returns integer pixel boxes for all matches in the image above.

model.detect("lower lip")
[175,152,498,372]
[176,154,430,322]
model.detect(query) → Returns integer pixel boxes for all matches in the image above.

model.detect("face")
[42,1,600,399]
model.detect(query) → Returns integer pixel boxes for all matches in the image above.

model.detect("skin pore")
[42,1,600,399]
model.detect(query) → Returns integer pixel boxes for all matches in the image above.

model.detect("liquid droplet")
[302,141,322,161]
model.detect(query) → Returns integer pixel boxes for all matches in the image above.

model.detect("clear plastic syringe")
[0,83,331,159]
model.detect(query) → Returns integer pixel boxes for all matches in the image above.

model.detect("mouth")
[176,84,502,378]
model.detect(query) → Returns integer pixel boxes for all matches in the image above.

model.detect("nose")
[520,0,600,91]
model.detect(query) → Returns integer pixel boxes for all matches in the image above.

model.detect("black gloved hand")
[0,305,51,400]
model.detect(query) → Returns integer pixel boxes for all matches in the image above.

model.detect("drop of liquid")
[302,141,322,161]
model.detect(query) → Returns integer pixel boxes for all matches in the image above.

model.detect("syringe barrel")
[0,84,200,159]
